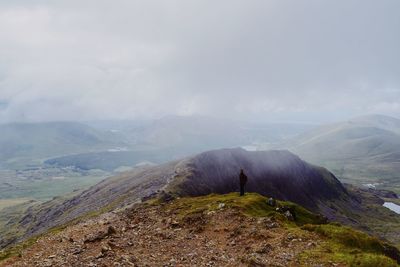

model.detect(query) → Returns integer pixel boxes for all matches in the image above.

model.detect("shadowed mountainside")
[168,148,349,212]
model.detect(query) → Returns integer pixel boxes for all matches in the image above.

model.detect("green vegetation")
[301,224,399,266]
[0,198,31,211]
[340,186,400,247]
[160,193,400,266]
[0,165,110,200]
[162,192,325,225]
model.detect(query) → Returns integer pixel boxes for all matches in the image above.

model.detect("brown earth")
[1,201,341,267]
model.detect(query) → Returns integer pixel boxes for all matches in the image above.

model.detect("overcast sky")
[0,0,399,123]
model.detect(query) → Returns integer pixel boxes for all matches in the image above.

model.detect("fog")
[0,0,399,124]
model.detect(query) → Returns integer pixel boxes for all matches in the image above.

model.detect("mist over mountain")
[86,115,314,148]
[273,114,400,193]
[284,114,400,160]
[0,115,313,170]
[169,148,347,211]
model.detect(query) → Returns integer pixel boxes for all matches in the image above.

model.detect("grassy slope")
[163,192,325,225]
[340,186,400,246]
[158,193,399,266]
[0,171,108,201]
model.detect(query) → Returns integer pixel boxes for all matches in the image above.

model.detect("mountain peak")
[168,148,347,212]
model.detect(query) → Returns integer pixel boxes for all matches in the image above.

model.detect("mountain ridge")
[2,148,400,250]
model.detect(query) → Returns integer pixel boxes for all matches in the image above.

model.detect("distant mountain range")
[2,114,400,195]
[0,116,314,170]
[85,115,314,152]
[272,114,400,193]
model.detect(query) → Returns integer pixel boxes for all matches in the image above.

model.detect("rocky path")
[2,200,341,267]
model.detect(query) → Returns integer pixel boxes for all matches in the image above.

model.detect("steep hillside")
[276,114,400,193]
[168,149,349,212]
[2,148,400,250]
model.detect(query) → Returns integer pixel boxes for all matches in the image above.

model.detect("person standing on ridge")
[239,169,248,196]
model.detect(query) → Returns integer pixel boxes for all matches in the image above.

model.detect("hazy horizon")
[0,113,399,127]
[1,1,399,124]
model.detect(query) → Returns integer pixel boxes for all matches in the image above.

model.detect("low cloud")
[0,0,399,123]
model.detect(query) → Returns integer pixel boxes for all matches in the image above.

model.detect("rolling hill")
[276,114,400,193]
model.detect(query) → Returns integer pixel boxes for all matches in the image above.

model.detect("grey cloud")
[0,0,399,123]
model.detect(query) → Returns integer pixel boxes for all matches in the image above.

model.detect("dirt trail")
[1,201,338,267]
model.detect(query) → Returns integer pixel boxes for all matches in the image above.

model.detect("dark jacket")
[239,171,248,186]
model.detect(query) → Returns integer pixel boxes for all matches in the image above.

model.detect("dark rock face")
[172,148,349,210]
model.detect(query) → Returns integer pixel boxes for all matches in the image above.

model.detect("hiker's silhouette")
[239,169,248,196]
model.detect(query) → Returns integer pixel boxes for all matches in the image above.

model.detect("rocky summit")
[2,193,399,267]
